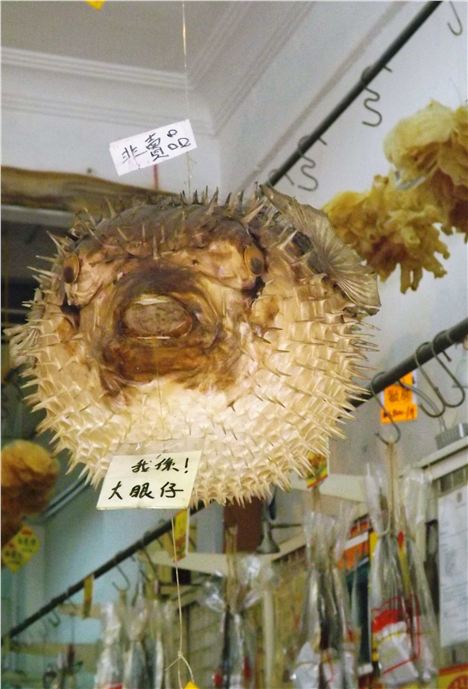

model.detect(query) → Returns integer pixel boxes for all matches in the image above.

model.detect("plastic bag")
[161,600,178,689]
[292,507,358,689]
[147,598,164,689]
[401,470,439,685]
[366,464,419,688]
[200,555,271,689]
[95,602,124,689]
[122,591,152,689]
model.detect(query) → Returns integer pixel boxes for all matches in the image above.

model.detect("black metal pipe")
[353,318,468,408]
[3,504,203,641]
[267,1,442,186]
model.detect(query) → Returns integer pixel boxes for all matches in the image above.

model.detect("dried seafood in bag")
[366,461,418,688]
[94,602,124,689]
[122,591,152,689]
[401,471,439,685]
[292,508,358,689]
[8,187,378,505]
[200,555,272,689]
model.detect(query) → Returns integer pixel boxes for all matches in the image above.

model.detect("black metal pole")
[353,318,468,408]
[267,1,442,187]
[2,504,203,641]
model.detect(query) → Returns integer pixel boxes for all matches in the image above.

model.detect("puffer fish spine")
[8,188,379,506]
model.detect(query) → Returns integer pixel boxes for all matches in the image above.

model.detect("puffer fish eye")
[63,254,80,284]
[244,245,265,275]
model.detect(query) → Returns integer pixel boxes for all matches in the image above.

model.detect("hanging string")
[181,1,193,198]
[385,441,399,536]
[164,515,195,689]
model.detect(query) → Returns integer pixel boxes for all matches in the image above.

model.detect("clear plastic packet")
[95,601,124,689]
[366,466,419,688]
[401,470,439,685]
[147,599,164,689]
[122,591,152,689]
[161,600,178,689]
[332,507,358,689]
[292,507,358,689]
[200,556,272,689]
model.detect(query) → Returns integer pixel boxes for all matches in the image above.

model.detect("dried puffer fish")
[8,187,379,505]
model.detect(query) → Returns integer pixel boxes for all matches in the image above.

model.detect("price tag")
[380,372,418,424]
[1,525,40,572]
[173,509,190,561]
[97,450,202,510]
[305,451,329,489]
[86,1,106,7]
[109,119,197,176]
[82,575,94,618]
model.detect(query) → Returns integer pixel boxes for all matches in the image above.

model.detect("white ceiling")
[1,1,241,74]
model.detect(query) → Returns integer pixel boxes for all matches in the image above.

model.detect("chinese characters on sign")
[97,451,202,510]
[380,372,418,424]
[109,120,197,176]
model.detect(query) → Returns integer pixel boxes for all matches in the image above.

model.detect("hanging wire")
[369,373,401,446]
[164,515,195,689]
[181,1,193,197]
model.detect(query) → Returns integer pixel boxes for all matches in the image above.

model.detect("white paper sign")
[109,119,197,176]
[97,450,201,510]
[438,484,468,647]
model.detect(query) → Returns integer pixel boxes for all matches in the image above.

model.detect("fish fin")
[260,185,380,313]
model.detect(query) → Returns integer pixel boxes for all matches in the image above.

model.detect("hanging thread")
[181,2,193,197]
[164,515,195,689]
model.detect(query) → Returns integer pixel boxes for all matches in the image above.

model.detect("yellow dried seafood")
[1,440,59,542]
[384,101,468,239]
[325,175,450,293]
[384,101,454,181]
[325,102,467,292]
[7,188,379,506]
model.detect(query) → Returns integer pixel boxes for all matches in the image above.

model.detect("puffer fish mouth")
[120,294,193,340]
[98,264,233,392]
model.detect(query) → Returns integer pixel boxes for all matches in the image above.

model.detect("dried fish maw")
[384,101,454,180]
[7,190,379,505]
[325,175,450,292]
[437,142,468,190]
[1,441,59,542]
[453,105,468,149]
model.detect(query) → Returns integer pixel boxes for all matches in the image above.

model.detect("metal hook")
[48,609,61,628]
[414,344,447,415]
[397,378,446,422]
[140,543,159,578]
[111,562,130,593]
[132,554,150,584]
[369,373,401,445]
[430,337,466,408]
[447,1,463,36]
